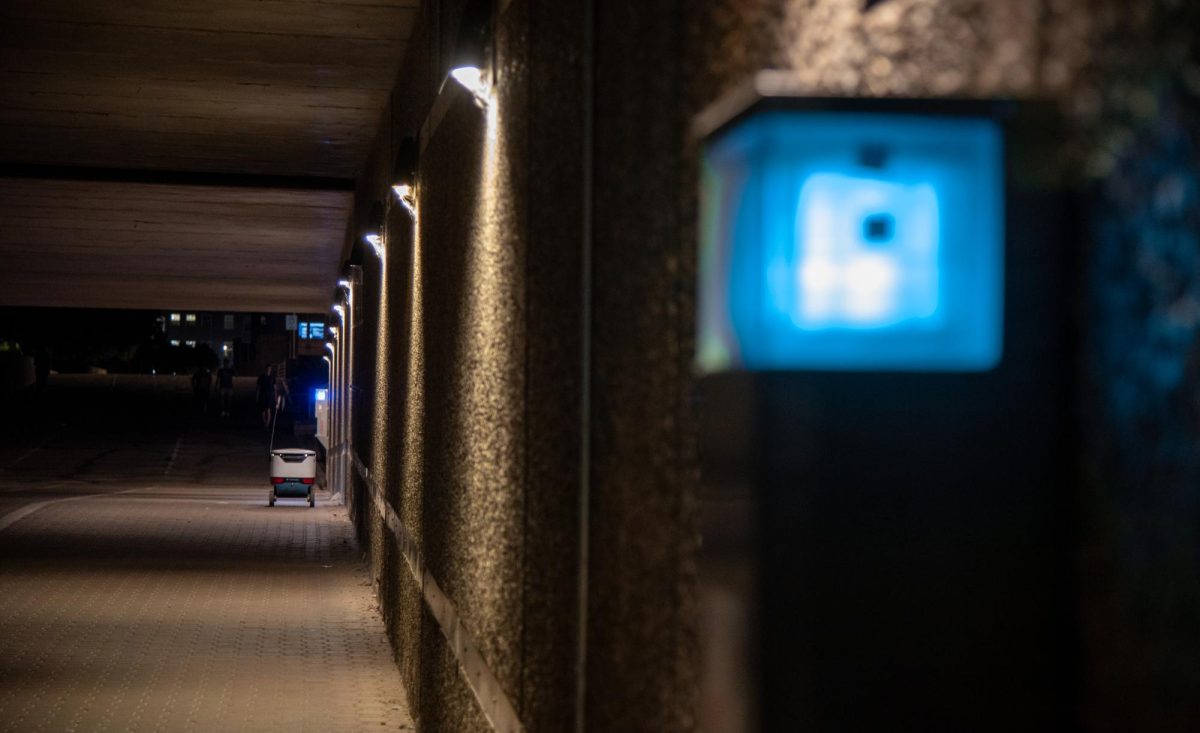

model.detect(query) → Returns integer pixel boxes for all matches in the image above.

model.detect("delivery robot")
[269,448,317,507]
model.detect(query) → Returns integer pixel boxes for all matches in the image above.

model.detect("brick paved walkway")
[0,376,413,732]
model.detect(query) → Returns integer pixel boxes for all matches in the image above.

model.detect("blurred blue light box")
[695,75,1006,372]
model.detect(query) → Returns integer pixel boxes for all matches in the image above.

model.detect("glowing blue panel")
[298,322,309,339]
[315,388,328,402]
[308,322,325,340]
[698,110,1004,372]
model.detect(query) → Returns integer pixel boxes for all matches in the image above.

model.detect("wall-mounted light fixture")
[450,67,489,107]
[337,278,353,306]
[362,201,385,259]
[446,0,491,108]
[694,72,1007,372]
[391,136,418,216]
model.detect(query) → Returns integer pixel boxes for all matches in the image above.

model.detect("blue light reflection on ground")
[698,110,1004,372]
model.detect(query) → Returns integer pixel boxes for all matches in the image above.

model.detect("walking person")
[216,359,235,417]
[256,364,276,427]
[272,369,291,431]
[191,364,213,414]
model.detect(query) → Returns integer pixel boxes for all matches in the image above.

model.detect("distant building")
[158,311,327,375]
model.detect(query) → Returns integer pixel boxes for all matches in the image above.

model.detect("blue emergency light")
[696,78,1006,372]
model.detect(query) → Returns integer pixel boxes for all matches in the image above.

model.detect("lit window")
[169,313,181,323]
[185,313,197,323]
[170,339,181,347]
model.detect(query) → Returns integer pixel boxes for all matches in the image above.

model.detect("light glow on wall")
[450,66,490,107]
[698,109,1004,372]
[392,184,416,216]
[364,233,385,260]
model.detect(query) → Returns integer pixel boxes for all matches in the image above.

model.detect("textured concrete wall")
[522,0,586,729]
[342,0,1200,731]
[682,1,1200,730]
[585,2,700,731]
[348,0,706,730]
[416,39,528,731]
[353,1,540,731]
[1078,2,1200,730]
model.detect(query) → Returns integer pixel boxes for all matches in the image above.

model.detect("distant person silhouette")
[191,365,213,414]
[256,365,276,427]
[216,359,235,417]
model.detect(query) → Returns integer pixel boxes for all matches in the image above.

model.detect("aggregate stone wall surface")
[682,0,1200,730]
[341,0,1200,731]
[390,5,441,717]
[412,58,525,733]
[1078,2,1200,729]
[352,0,707,727]
[584,1,701,731]
[374,193,420,709]
[521,0,586,729]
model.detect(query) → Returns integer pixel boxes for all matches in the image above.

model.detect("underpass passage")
[0,376,414,732]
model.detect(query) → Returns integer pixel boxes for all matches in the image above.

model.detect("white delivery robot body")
[269,448,317,507]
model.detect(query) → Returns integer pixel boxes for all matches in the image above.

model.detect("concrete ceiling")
[0,0,417,313]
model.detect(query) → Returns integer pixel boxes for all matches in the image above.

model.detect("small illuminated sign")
[696,85,1004,372]
[315,388,328,402]
[296,321,326,340]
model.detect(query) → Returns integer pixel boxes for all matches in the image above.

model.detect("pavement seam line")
[0,485,157,533]
[164,435,183,476]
